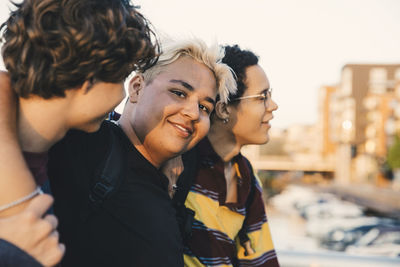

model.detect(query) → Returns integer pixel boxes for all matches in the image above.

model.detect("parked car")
[306,216,381,239]
[347,243,400,258]
[300,200,364,220]
[320,219,398,251]
[270,185,317,214]
[346,225,400,257]
[294,193,337,214]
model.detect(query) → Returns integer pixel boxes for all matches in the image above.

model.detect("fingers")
[34,219,65,267]
[0,193,65,267]
[22,196,58,246]
[59,243,66,255]
[43,214,58,232]
[40,236,66,267]
[25,194,53,218]
[57,243,66,262]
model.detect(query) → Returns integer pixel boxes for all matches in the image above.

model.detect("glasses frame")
[231,88,272,107]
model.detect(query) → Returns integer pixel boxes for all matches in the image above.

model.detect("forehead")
[243,64,270,95]
[156,56,217,94]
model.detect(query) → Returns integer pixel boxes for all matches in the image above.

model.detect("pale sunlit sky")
[1,0,400,129]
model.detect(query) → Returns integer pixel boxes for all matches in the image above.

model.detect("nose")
[267,97,278,112]
[182,99,200,121]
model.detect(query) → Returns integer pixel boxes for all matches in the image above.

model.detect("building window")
[395,68,400,82]
[369,68,387,94]
[341,67,353,96]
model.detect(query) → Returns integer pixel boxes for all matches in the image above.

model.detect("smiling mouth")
[262,121,272,129]
[171,122,193,138]
[262,117,274,125]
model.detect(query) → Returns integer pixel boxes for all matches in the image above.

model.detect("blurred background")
[1,0,400,266]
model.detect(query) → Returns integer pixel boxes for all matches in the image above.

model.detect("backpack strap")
[80,122,126,221]
[173,147,198,243]
[174,148,197,205]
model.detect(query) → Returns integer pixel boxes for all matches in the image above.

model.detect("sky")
[1,0,400,129]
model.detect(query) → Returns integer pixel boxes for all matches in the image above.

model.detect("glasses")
[231,88,272,108]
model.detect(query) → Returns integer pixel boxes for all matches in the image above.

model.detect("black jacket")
[48,121,183,267]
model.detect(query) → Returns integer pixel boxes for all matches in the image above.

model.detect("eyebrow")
[205,97,216,106]
[170,79,216,106]
[170,79,194,91]
[260,88,271,94]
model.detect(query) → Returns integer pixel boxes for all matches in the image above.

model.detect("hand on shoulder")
[0,194,65,267]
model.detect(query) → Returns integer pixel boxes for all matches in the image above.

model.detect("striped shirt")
[184,138,279,267]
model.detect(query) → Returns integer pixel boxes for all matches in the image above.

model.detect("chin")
[79,121,104,133]
[166,142,192,157]
[253,134,270,145]
[86,125,102,133]
[263,136,270,144]
[261,133,270,144]
[185,142,198,153]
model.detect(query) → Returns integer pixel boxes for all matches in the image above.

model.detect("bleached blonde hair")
[140,37,236,103]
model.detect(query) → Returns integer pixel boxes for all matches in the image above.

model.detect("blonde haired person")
[141,37,235,103]
[46,37,236,267]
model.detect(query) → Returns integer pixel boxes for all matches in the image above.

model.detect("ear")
[128,74,144,103]
[214,101,230,121]
[76,80,92,95]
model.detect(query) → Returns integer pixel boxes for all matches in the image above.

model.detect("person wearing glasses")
[181,45,280,266]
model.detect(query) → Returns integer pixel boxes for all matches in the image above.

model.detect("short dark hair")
[222,44,258,102]
[1,0,159,99]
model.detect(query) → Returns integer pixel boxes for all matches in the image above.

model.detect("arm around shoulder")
[0,71,37,216]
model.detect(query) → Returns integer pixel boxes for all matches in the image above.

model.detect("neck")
[207,121,242,162]
[18,96,70,152]
[118,107,164,168]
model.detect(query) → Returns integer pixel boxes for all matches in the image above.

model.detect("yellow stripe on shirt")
[185,191,245,240]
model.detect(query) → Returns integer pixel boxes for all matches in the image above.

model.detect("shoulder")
[50,120,117,157]
[238,155,264,189]
[63,120,117,145]
[240,154,252,169]
[239,155,256,176]
[48,121,119,186]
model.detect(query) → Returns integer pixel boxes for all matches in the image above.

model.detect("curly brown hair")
[1,0,159,99]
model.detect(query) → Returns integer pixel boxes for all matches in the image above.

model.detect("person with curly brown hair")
[0,0,158,266]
